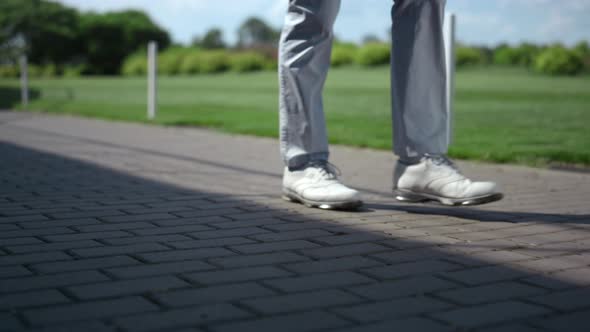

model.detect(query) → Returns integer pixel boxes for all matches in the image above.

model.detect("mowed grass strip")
[1,66,588,166]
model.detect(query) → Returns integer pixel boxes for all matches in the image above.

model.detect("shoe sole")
[394,189,503,206]
[282,189,363,210]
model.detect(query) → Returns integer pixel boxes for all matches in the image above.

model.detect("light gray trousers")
[279,0,448,169]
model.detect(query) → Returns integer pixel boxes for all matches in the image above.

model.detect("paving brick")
[299,243,390,259]
[510,254,590,273]
[136,247,235,263]
[0,265,32,278]
[240,289,363,314]
[0,214,49,223]
[481,323,544,332]
[529,287,590,311]
[361,259,460,280]
[26,320,117,332]
[107,259,215,279]
[99,213,177,223]
[441,265,532,286]
[209,252,310,268]
[71,243,169,258]
[0,289,70,310]
[17,217,100,229]
[349,276,458,301]
[169,236,256,249]
[532,309,590,332]
[334,317,452,332]
[189,227,270,239]
[47,210,126,220]
[430,301,551,329]
[172,208,244,218]
[0,227,75,239]
[436,281,547,305]
[314,233,387,246]
[31,255,140,274]
[0,251,72,266]
[523,267,590,290]
[184,265,293,285]
[67,275,189,300]
[445,250,534,267]
[284,255,383,274]
[0,270,109,293]
[0,312,25,331]
[23,296,158,326]
[213,217,286,229]
[0,223,20,231]
[334,295,452,323]
[6,240,103,254]
[211,310,350,332]
[130,223,213,236]
[155,282,275,307]
[151,215,229,227]
[101,234,191,245]
[263,271,373,292]
[229,239,320,254]
[73,221,156,233]
[42,231,131,242]
[0,236,44,247]
[113,303,251,332]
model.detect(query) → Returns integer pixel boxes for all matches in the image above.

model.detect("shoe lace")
[306,160,341,180]
[424,154,462,174]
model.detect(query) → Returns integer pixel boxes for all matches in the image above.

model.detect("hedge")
[355,42,390,67]
[331,43,358,67]
[533,46,584,76]
[229,52,266,72]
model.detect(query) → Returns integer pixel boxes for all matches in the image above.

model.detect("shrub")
[355,42,390,67]
[27,65,44,78]
[63,64,87,77]
[493,44,540,66]
[121,54,147,76]
[199,50,230,73]
[158,48,190,75]
[533,46,584,76]
[0,64,18,78]
[455,46,486,67]
[573,41,590,72]
[41,63,59,77]
[331,43,357,67]
[493,47,521,65]
[229,52,266,72]
[179,51,202,75]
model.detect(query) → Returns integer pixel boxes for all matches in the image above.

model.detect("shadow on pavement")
[0,141,588,332]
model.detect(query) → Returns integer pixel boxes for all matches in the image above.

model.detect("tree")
[237,17,279,48]
[193,28,226,49]
[78,10,170,74]
[362,34,382,45]
[0,0,80,65]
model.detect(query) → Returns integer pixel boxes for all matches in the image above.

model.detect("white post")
[443,13,456,146]
[19,55,29,111]
[147,41,158,120]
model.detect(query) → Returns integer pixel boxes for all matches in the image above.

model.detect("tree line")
[0,0,280,76]
[1,0,588,77]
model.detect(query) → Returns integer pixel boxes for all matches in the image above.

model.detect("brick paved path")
[1,111,589,332]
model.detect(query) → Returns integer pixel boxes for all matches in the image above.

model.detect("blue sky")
[58,0,590,46]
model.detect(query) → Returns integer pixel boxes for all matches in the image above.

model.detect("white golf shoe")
[282,161,363,210]
[393,155,503,206]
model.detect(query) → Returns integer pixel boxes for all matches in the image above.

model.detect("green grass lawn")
[1,66,589,167]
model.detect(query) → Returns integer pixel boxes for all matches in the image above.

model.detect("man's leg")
[391,0,447,160]
[279,0,340,169]
[390,0,502,206]
[279,0,362,210]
